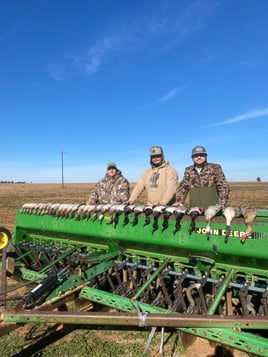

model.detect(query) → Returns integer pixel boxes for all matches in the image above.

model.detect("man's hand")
[172,201,184,207]
[152,201,165,206]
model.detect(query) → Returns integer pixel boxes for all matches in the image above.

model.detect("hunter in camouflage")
[87,162,129,204]
[175,146,230,208]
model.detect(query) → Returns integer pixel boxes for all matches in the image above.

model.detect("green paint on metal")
[80,286,268,356]
[46,259,115,301]
[19,267,47,281]
[13,209,268,273]
[132,258,171,301]
[6,205,268,356]
[207,269,234,315]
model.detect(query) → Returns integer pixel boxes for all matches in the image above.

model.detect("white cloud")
[85,35,121,76]
[204,108,268,127]
[48,1,222,81]
[48,35,122,80]
[159,87,181,102]
[137,84,189,111]
[236,55,265,71]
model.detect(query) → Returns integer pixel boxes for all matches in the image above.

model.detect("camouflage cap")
[107,162,117,169]
[191,146,207,156]
[150,146,163,156]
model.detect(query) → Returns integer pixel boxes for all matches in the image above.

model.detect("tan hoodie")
[129,161,178,205]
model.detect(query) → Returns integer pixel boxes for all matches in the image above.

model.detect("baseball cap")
[107,162,117,169]
[191,146,207,156]
[150,146,163,156]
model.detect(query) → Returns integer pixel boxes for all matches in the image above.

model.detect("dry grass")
[228,182,268,208]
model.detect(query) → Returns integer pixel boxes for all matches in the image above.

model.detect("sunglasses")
[107,167,116,170]
[151,155,162,159]
[192,154,206,158]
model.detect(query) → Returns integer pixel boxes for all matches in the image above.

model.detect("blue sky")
[1,0,267,184]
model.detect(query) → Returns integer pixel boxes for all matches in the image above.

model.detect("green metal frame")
[79,286,268,356]
[1,205,267,355]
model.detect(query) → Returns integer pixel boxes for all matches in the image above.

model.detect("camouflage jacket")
[88,170,129,204]
[176,162,230,207]
[129,161,178,205]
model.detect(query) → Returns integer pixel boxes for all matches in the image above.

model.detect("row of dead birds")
[21,202,257,243]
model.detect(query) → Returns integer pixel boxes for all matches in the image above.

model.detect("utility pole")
[61,151,65,188]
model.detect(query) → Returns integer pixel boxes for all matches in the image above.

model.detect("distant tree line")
[0,180,26,184]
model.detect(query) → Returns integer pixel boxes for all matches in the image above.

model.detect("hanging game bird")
[151,205,166,232]
[132,205,145,226]
[162,206,176,232]
[173,206,189,234]
[241,207,257,242]
[222,206,242,243]
[123,205,136,226]
[98,204,112,222]
[188,207,204,234]
[143,205,154,226]
[204,204,222,239]
[110,204,126,227]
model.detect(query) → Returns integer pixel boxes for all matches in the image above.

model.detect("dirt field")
[0,182,267,356]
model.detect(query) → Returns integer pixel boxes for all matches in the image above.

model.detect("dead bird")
[113,204,126,227]
[173,206,189,234]
[123,204,136,226]
[132,205,145,226]
[222,206,242,243]
[162,206,176,232]
[21,203,35,214]
[98,204,112,222]
[65,203,79,218]
[75,204,86,220]
[106,204,125,226]
[49,203,61,216]
[35,203,48,215]
[91,204,104,221]
[39,203,53,215]
[204,204,222,238]
[143,205,154,226]
[151,205,166,232]
[188,207,204,234]
[241,207,257,243]
[57,203,73,217]
[81,204,96,219]
[106,205,120,224]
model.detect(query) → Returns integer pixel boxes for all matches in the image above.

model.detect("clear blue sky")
[1,0,267,183]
